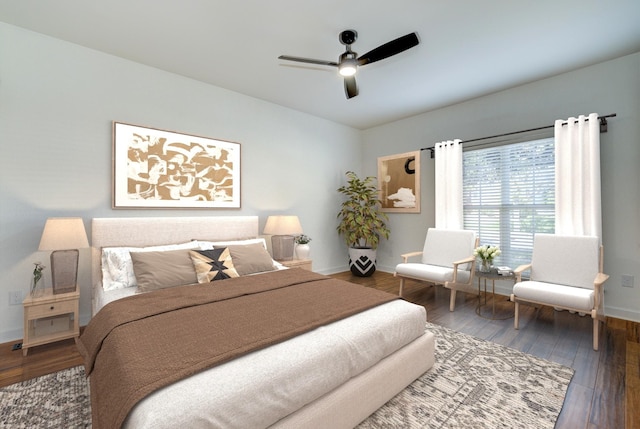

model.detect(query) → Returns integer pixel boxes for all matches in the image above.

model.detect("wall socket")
[9,291,24,305]
[621,274,635,288]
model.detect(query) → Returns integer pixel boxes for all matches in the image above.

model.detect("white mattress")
[123,299,427,429]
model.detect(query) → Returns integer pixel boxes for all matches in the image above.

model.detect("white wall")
[2,22,638,344]
[0,23,363,342]
[363,52,640,322]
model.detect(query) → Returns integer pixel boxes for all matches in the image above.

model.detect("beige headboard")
[91,216,259,309]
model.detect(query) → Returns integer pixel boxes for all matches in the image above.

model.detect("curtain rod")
[421,113,616,158]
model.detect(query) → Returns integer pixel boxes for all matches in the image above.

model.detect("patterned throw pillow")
[189,248,239,283]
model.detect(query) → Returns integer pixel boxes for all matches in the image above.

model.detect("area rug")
[0,323,573,429]
[357,322,574,429]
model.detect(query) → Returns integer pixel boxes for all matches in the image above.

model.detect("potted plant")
[336,171,390,276]
[294,234,312,259]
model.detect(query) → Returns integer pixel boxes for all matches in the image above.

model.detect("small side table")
[278,258,313,271]
[22,287,80,356]
[475,269,515,320]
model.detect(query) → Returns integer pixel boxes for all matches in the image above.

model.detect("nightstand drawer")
[27,299,76,318]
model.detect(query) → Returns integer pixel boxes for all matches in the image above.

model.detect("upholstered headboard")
[91,216,259,312]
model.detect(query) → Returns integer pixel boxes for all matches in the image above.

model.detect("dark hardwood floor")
[1,271,638,429]
[332,271,639,429]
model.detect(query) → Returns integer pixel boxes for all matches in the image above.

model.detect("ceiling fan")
[278,30,419,99]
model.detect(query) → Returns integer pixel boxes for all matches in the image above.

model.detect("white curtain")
[434,139,463,229]
[554,113,602,239]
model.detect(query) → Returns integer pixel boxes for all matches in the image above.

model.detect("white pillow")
[197,238,267,251]
[101,241,201,291]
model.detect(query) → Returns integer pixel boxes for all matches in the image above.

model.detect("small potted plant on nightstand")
[337,171,390,277]
[294,234,312,259]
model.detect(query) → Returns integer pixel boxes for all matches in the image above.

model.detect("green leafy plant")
[294,234,312,244]
[336,171,390,249]
[31,262,45,295]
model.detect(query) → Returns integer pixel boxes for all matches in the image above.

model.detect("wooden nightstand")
[278,259,313,271]
[22,288,80,356]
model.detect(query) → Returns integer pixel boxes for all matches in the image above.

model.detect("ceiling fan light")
[338,60,357,77]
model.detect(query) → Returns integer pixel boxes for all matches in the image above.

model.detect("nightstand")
[22,287,80,356]
[278,258,313,271]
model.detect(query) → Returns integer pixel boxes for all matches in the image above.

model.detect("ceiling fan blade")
[278,55,338,67]
[357,32,419,66]
[344,76,358,99]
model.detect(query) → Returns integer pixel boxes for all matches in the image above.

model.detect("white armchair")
[394,228,478,311]
[510,233,608,351]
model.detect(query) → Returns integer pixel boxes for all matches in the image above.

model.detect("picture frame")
[113,122,241,209]
[377,150,420,213]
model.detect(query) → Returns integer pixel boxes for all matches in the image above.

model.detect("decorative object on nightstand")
[294,234,312,260]
[30,262,46,297]
[263,215,303,261]
[38,217,89,294]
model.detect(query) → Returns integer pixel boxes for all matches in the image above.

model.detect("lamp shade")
[38,218,89,251]
[263,216,303,236]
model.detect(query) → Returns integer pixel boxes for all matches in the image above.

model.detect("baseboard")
[604,306,640,323]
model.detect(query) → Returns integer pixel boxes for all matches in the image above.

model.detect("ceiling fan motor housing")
[339,30,357,46]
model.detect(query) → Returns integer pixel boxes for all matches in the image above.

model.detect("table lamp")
[263,215,303,261]
[38,217,89,294]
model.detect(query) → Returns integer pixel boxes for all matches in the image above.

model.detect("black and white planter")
[348,247,377,277]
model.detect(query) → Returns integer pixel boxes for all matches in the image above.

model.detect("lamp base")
[50,249,78,294]
[271,235,295,261]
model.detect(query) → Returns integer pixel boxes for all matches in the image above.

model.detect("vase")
[348,247,377,277]
[30,277,44,297]
[479,259,493,273]
[295,243,310,260]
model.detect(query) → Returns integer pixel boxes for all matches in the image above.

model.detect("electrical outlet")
[621,274,635,288]
[9,291,24,305]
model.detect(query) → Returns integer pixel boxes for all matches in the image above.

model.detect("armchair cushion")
[513,280,594,312]
[421,228,476,269]
[530,234,599,290]
[395,263,471,285]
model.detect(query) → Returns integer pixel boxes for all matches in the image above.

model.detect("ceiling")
[1,0,639,129]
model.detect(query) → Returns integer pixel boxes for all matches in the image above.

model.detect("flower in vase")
[31,262,45,294]
[294,234,312,245]
[473,245,501,263]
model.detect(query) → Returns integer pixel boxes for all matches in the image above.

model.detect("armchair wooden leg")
[514,301,520,329]
[399,278,405,297]
[593,317,599,351]
[449,289,456,312]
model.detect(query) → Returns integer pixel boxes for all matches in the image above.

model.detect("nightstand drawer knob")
[50,306,55,310]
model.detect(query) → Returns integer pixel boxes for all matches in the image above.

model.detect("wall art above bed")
[112,122,241,209]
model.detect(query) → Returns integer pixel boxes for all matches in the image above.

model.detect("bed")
[82,216,435,429]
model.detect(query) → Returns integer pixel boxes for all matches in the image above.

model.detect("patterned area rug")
[358,322,574,428]
[0,365,90,428]
[0,323,573,429]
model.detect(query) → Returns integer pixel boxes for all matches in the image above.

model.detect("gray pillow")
[227,243,276,276]
[130,249,198,292]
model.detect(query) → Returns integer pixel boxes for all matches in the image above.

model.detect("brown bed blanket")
[77,268,398,429]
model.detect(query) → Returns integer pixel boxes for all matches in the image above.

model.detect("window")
[463,138,555,269]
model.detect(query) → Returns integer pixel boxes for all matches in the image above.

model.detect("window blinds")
[462,138,555,269]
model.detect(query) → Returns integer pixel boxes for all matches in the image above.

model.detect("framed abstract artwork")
[113,122,241,209]
[377,150,420,213]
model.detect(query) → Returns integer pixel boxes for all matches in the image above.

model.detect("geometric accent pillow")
[189,248,239,283]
